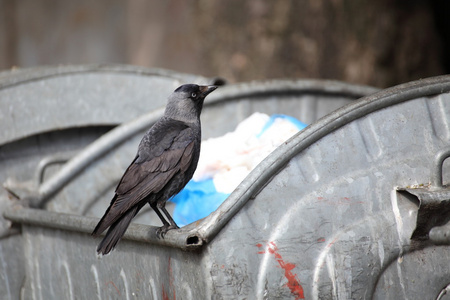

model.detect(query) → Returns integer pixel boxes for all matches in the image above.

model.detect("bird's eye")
[191,92,197,98]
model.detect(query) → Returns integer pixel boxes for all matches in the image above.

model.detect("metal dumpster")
[5,65,450,299]
[0,64,219,300]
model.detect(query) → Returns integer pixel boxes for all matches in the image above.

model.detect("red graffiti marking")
[257,243,265,254]
[257,242,305,299]
[162,257,176,300]
[106,281,120,295]
[162,285,169,300]
[327,236,339,248]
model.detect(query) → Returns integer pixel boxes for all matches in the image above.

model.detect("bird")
[92,84,217,255]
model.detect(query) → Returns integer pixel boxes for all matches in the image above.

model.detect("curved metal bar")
[2,206,200,250]
[0,64,210,89]
[34,108,164,206]
[431,147,450,188]
[0,64,217,146]
[204,79,378,108]
[35,151,79,184]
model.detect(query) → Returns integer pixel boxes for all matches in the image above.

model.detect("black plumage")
[92,84,217,255]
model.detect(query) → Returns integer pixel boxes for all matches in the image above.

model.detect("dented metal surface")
[0,65,217,300]
[2,66,450,299]
[399,187,450,240]
[398,147,450,240]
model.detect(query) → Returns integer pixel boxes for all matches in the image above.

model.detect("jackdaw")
[92,84,217,255]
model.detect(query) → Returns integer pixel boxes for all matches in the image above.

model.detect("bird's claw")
[156,224,179,239]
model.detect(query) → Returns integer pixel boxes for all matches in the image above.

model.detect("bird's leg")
[149,202,171,239]
[150,203,169,226]
[153,202,179,238]
[150,201,178,238]
[160,205,179,229]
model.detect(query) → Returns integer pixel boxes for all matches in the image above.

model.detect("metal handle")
[431,148,450,188]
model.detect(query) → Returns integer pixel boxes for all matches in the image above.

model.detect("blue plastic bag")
[170,114,307,226]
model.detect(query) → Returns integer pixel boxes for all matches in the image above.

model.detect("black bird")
[92,84,217,255]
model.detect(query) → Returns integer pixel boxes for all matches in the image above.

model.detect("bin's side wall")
[21,225,207,300]
[203,93,450,299]
[0,234,24,300]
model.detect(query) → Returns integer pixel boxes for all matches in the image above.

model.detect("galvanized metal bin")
[0,64,217,300]
[6,65,450,299]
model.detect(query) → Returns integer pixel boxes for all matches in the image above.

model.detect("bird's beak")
[199,85,218,97]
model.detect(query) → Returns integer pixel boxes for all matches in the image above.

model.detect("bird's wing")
[116,119,194,190]
[92,120,197,235]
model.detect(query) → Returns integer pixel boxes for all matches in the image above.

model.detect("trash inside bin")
[171,112,307,226]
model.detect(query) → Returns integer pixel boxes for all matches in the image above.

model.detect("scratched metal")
[0,64,212,145]
[0,65,375,299]
[5,75,450,298]
[11,65,450,299]
[0,65,373,299]
[23,79,373,221]
[198,77,450,299]
[0,65,218,300]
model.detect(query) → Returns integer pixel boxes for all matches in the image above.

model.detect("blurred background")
[0,0,449,88]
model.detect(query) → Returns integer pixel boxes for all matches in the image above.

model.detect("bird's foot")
[156,224,179,239]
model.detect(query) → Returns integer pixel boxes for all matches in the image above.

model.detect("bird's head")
[165,84,217,122]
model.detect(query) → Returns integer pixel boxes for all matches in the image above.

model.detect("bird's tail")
[95,205,140,255]
[92,195,118,237]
